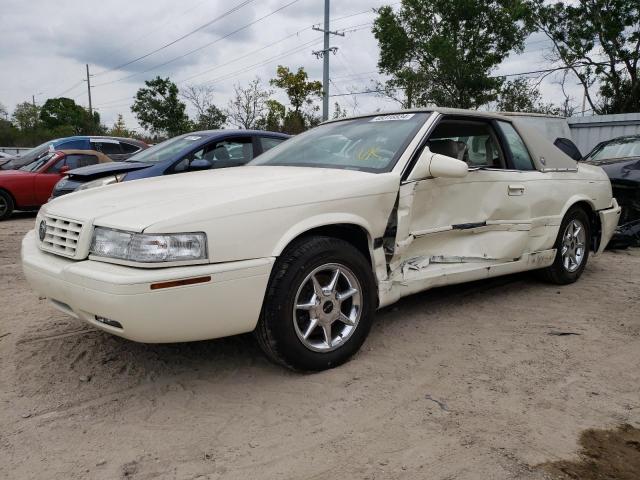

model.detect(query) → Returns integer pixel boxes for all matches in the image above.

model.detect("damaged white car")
[22,109,621,371]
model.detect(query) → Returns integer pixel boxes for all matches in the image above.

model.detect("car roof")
[322,107,567,124]
[186,129,291,138]
[53,135,147,144]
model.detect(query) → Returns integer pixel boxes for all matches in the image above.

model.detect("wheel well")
[571,201,601,251]
[291,224,372,266]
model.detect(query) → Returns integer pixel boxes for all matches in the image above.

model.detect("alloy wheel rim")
[561,219,586,273]
[293,263,362,352]
[0,196,6,216]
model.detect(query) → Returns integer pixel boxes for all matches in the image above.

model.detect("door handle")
[508,184,525,196]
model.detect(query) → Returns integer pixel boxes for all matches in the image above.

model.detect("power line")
[94,0,257,77]
[93,0,302,88]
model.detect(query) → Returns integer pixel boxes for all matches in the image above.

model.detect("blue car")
[50,130,290,198]
[1,136,147,170]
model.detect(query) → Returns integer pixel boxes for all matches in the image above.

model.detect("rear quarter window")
[497,121,535,170]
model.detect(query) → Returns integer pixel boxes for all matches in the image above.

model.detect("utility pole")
[32,95,36,107]
[85,64,93,118]
[312,0,344,121]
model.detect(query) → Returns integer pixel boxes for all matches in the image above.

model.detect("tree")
[227,78,272,129]
[532,0,640,114]
[496,78,560,115]
[270,66,322,114]
[109,114,133,137]
[0,103,7,121]
[254,99,286,132]
[39,97,97,134]
[269,66,322,134]
[373,0,534,109]
[131,76,190,137]
[181,84,227,129]
[12,102,40,130]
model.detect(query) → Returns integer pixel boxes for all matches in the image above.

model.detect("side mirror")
[189,159,211,171]
[407,148,468,181]
[59,165,70,175]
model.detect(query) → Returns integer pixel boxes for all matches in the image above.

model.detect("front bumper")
[597,198,622,253]
[21,230,274,343]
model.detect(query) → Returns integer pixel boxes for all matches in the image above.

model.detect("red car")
[0,149,111,220]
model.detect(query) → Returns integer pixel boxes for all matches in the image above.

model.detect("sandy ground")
[1,213,639,480]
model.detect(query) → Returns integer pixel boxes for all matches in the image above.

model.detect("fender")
[272,213,376,257]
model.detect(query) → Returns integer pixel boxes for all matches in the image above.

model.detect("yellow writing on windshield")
[357,146,382,161]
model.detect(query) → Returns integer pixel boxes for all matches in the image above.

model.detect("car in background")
[0,149,111,220]
[0,152,16,168]
[583,134,640,247]
[1,136,147,170]
[50,130,290,198]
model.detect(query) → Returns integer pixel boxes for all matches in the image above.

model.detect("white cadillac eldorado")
[22,109,621,370]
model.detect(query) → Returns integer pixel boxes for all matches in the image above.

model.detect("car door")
[34,153,100,203]
[394,116,545,275]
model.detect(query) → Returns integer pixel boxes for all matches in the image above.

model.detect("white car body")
[22,108,621,347]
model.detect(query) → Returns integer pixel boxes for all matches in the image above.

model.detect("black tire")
[538,207,591,285]
[255,236,377,371]
[0,190,14,221]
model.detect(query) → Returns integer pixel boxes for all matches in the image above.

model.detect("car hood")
[0,168,33,179]
[66,161,150,179]
[44,166,401,232]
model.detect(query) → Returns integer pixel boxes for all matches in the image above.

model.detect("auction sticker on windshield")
[370,113,415,122]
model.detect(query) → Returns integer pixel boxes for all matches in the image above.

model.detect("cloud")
[0,0,583,132]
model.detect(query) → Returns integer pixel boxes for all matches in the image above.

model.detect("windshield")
[125,134,204,164]
[587,137,640,161]
[2,140,57,169]
[250,113,428,172]
[19,152,57,172]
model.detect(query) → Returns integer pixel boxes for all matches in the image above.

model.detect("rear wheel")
[255,236,376,371]
[0,190,14,220]
[538,207,590,284]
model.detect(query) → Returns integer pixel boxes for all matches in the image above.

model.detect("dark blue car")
[51,130,290,198]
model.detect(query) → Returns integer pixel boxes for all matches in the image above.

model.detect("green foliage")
[268,66,322,133]
[373,0,534,108]
[270,66,322,113]
[195,105,227,130]
[40,97,97,134]
[131,76,190,137]
[532,0,640,114]
[256,99,286,132]
[496,78,560,115]
[12,102,40,130]
[108,114,134,137]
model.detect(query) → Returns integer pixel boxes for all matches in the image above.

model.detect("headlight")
[77,174,126,191]
[90,227,207,264]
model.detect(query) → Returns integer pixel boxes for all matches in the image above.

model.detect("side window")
[259,136,285,153]
[427,120,506,168]
[93,141,122,155]
[119,142,140,154]
[65,154,99,169]
[497,121,535,170]
[57,140,87,150]
[172,138,253,173]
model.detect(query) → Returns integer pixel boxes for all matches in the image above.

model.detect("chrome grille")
[40,215,85,258]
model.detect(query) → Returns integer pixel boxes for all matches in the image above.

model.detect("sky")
[0,0,588,134]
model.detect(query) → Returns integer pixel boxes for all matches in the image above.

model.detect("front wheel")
[0,190,14,221]
[255,236,376,371]
[538,207,591,284]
